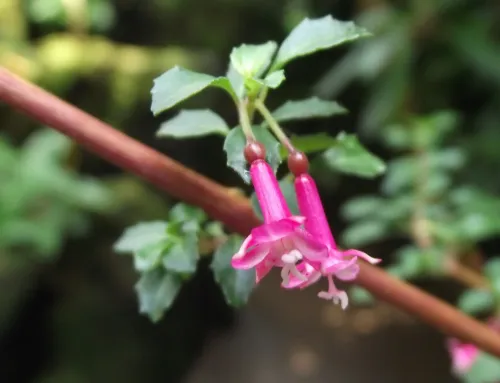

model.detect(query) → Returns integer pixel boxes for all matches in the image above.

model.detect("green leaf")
[113,221,168,254]
[280,133,338,159]
[484,258,500,281]
[323,133,386,178]
[156,109,229,138]
[244,70,286,97]
[458,289,494,315]
[211,235,256,307]
[162,234,199,274]
[465,351,500,383]
[223,125,281,183]
[230,41,277,78]
[272,97,347,122]
[135,269,182,322]
[151,66,236,115]
[394,246,425,279]
[134,240,170,272]
[342,220,387,247]
[342,196,386,220]
[169,203,208,232]
[226,64,245,99]
[271,15,370,70]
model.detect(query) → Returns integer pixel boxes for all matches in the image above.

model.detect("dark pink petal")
[447,339,479,374]
[255,260,274,283]
[322,257,360,281]
[342,249,381,264]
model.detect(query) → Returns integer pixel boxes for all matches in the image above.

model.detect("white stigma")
[318,290,349,310]
[280,250,306,285]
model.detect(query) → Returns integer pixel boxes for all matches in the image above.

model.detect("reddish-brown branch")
[2,67,500,357]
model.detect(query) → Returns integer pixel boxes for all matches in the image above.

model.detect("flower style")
[283,172,381,309]
[231,159,328,284]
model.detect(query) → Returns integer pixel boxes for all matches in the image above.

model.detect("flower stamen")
[281,250,306,285]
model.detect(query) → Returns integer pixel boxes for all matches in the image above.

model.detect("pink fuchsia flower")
[447,339,479,375]
[231,159,328,284]
[283,173,381,309]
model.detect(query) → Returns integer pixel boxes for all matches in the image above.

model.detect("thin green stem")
[238,99,255,140]
[254,99,295,153]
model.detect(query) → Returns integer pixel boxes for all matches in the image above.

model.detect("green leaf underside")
[323,133,386,178]
[272,97,347,122]
[157,109,229,138]
[135,269,182,322]
[272,15,371,70]
[211,235,255,307]
[223,125,281,183]
[151,67,236,115]
[113,221,168,253]
[230,41,278,78]
[458,289,494,315]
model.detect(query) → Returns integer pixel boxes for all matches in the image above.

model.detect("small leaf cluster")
[150,15,385,183]
[0,129,112,259]
[114,203,254,322]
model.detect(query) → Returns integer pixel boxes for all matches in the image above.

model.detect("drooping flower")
[231,159,328,284]
[447,338,479,376]
[283,172,381,309]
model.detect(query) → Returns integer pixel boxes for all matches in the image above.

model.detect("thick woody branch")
[1,67,500,357]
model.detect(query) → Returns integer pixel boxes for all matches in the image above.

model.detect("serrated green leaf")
[272,97,347,122]
[223,126,281,183]
[113,221,168,253]
[135,269,182,322]
[230,41,277,78]
[342,220,387,247]
[342,196,386,220]
[323,133,386,178]
[271,15,371,70]
[162,234,199,274]
[210,235,256,307]
[157,109,229,138]
[458,289,494,315]
[151,66,236,115]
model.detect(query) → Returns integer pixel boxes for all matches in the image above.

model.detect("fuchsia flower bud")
[231,160,328,285]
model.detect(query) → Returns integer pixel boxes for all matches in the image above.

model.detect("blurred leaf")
[223,125,281,183]
[323,133,386,178]
[113,221,168,254]
[162,234,199,274]
[157,109,229,138]
[134,240,169,272]
[272,15,370,70]
[211,235,255,307]
[465,351,500,383]
[342,196,385,220]
[484,258,500,281]
[280,133,338,158]
[151,66,236,115]
[458,289,494,315]
[271,97,347,122]
[169,203,208,230]
[135,269,182,322]
[342,220,387,247]
[349,286,374,305]
[393,246,425,279]
[230,41,277,78]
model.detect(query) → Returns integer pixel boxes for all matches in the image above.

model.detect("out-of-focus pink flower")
[231,160,328,284]
[282,173,381,309]
[447,339,479,375]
